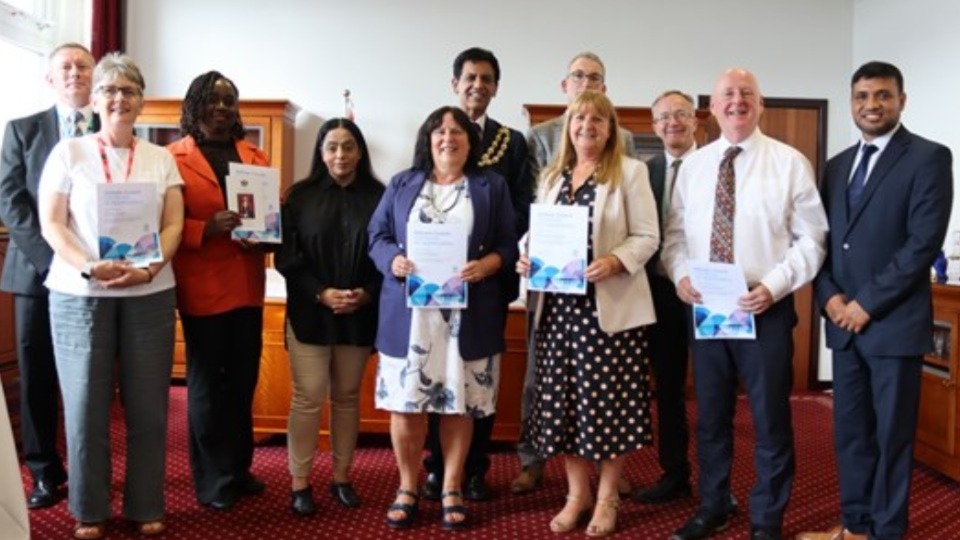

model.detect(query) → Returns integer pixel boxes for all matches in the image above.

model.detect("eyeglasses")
[567,71,604,84]
[97,85,141,99]
[653,111,695,123]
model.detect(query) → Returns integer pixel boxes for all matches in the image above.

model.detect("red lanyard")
[97,136,137,184]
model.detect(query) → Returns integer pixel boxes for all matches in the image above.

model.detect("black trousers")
[181,307,263,503]
[14,293,67,484]
[692,295,796,528]
[423,413,493,480]
[647,274,691,483]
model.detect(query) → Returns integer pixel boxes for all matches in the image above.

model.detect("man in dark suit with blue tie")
[421,46,533,502]
[800,61,953,540]
[632,90,697,505]
[0,42,97,509]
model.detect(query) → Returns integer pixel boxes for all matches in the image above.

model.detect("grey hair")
[567,51,606,75]
[651,90,695,109]
[93,52,146,95]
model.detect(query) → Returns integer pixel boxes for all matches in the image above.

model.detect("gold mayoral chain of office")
[477,126,510,167]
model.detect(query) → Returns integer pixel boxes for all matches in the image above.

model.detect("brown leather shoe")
[795,525,867,540]
[510,464,543,494]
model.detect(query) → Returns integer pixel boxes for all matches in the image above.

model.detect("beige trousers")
[286,323,371,481]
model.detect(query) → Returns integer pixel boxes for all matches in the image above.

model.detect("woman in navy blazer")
[368,106,517,531]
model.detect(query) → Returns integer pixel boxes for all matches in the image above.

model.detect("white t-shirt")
[39,134,184,297]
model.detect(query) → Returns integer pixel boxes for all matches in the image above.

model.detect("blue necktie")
[847,143,878,212]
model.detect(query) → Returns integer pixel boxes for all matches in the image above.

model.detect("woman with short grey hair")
[38,52,184,540]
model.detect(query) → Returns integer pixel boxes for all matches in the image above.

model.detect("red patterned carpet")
[20,388,960,539]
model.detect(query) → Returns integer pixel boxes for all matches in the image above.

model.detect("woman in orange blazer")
[168,71,269,511]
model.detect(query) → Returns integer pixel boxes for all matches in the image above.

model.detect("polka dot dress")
[527,172,653,461]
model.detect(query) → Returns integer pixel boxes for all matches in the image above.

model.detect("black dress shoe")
[330,482,361,508]
[632,477,692,504]
[291,486,318,516]
[421,472,441,502]
[27,480,64,509]
[463,475,490,501]
[206,491,238,511]
[237,474,266,497]
[750,526,782,540]
[670,510,730,540]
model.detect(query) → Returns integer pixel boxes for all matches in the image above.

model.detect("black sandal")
[385,488,419,529]
[440,490,469,531]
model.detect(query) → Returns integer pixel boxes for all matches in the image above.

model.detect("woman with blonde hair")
[518,90,659,537]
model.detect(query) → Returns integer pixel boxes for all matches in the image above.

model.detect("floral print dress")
[375,177,501,418]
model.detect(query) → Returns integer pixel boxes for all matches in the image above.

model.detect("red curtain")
[90,0,124,59]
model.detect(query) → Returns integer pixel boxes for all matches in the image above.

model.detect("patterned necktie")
[69,110,84,137]
[662,158,682,222]
[847,143,878,212]
[709,146,742,263]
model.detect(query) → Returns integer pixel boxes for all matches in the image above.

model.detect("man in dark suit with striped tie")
[632,90,698,505]
[0,42,98,509]
[800,62,953,540]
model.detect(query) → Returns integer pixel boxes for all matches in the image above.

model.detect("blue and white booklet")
[527,203,588,294]
[97,182,162,267]
[228,163,281,243]
[688,260,756,340]
[406,221,468,308]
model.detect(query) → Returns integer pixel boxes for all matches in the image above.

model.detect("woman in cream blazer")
[519,90,658,537]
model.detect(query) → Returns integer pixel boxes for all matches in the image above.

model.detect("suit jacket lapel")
[847,127,912,228]
[834,145,857,228]
[40,107,59,153]
[176,136,221,189]
[467,170,491,257]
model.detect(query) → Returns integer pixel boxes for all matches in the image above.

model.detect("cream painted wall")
[125,0,855,180]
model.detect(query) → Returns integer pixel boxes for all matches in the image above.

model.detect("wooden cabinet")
[137,99,300,194]
[0,232,21,448]
[916,284,960,481]
[250,302,529,444]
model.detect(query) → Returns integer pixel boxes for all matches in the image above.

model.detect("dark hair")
[411,106,481,175]
[179,71,246,143]
[453,47,500,83]
[302,118,379,185]
[852,61,904,93]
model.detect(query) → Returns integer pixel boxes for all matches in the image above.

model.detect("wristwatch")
[81,261,95,280]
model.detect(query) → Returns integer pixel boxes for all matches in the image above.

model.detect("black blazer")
[814,126,953,356]
[480,117,532,304]
[644,153,667,274]
[0,107,60,295]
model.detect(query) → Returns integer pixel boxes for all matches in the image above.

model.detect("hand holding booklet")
[97,183,162,266]
[226,163,281,243]
[526,203,588,295]
[406,221,468,308]
[687,260,756,340]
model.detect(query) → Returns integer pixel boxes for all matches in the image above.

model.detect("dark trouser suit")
[15,293,67,485]
[181,306,263,504]
[831,348,921,540]
[647,273,691,484]
[692,295,796,529]
[424,412,493,482]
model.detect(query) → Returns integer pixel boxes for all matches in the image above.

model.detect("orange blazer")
[168,135,269,317]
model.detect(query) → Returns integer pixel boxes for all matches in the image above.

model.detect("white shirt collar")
[859,123,900,154]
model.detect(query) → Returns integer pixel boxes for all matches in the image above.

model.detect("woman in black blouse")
[275,118,384,516]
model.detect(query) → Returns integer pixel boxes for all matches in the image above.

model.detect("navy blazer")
[368,168,519,360]
[814,126,953,356]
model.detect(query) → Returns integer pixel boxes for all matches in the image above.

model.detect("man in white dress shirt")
[662,68,828,540]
